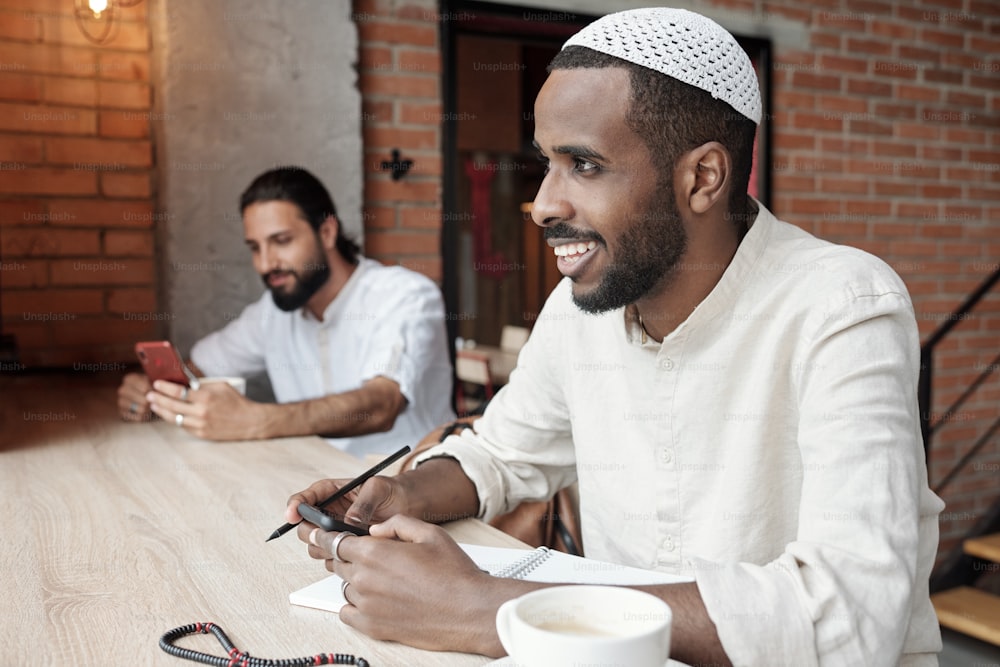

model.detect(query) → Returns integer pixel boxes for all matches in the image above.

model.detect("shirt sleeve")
[413,281,580,520]
[695,280,943,666]
[354,271,449,406]
[189,293,270,378]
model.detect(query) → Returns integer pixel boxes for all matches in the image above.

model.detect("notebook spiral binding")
[494,546,552,579]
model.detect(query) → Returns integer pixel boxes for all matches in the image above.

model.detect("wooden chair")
[455,349,494,415]
[500,325,530,353]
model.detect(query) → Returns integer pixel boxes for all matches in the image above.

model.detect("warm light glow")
[88,0,108,18]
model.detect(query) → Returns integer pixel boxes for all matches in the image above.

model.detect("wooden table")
[0,373,527,666]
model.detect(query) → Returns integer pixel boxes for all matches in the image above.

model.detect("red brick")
[849,119,893,135]
[897,122,939,140]
[818,54,868,74]
[400,206,444,229]
[358,20,437,47]
[97,80,151,110]
[874,181,918,197]
[969,36,1000,54]
[0,10,42,41]
[819,137,867,154]
[792,111,842,132]
[942,51,981,71]
[46,199,154,227]
[363,230,439,256]
[870,20,915,40]
[817,95,868,114]
[897,84,940,103]
[872,61,919,79]
[6,288,104,316]
[0,258,47,287]
[922,184,962,198]
[106,287,156,313]
[924,68,963,85]
[920,27,966,50]
[947,90,987,108]
[363,126,438,151]
[1,227,100,257]
[872,141,917,158]
[772,132,815,151]
[897,45,941,64]
[897,203,939,219]
[359,72,438,98]
[847,200,892,217]
[96,52,150,81]
[362,99,394,124]
[50,257,154,285]
[49,317,156,347]
[0,167,96,195]
[889,240,938,257]
[359,45,393,71]
[0,200,46,225]
[811,32,841,50]
[362,206,397,230]
[0,42,96,77]
[872,222,918,237]
[398,48,440,75]
[43,77,97,106]
[45,137,152,168]
[791,71,841,91]
[787,198,841,215]
[819,177,869,194]
[873,102,916,120]
[0,102,96,134]
[399,101,442,125]
[846,78,892,97]
[100,172,151,198]
[0,72,42,102]
[773,90,814,110]
[771,173,815,192]
[98,110,149,138]
[943,128,986,144]
[0,135,43,163]
[845,37,891,56]
[104,229,153,255]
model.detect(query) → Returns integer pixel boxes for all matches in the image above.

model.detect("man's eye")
[574,158,599,174]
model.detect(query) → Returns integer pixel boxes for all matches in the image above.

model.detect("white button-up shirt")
[192,258,454,457]
[417,203,943,666]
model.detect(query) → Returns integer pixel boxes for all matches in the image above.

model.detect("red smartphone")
[135,341,190,386]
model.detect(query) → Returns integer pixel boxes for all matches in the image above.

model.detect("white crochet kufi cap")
[563,7,762,125]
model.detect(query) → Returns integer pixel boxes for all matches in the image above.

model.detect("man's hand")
[118,373,154,422]
[285,473,411,528]
[299,515,533,656]
[146,379,264,440]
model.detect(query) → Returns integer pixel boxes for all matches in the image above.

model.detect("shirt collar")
[301,256,374,324]
[622,197,773,344]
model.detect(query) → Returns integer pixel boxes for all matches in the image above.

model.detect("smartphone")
[297,503,370,536]
[135,341,190,386]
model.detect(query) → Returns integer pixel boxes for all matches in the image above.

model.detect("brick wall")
[354,0,444,283]
[0,0,155,367]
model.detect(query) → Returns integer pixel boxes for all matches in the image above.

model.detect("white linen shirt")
[416,203,943,666]
[192,258,454,457]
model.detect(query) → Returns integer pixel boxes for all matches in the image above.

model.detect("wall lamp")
[74,0,143,45]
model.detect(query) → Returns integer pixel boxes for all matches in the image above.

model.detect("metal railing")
[918,264,1000,492]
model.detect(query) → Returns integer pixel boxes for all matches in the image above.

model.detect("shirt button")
[663,536,675,552]
[659,357,674,371]
[660,448,673,464]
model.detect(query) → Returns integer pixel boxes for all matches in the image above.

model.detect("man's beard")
[545,183,687,314]
[263,259,330,312]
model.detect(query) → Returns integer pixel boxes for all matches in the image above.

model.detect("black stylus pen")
[266,445,411,542]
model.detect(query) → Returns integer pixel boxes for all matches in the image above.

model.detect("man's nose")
[530,170,573,228]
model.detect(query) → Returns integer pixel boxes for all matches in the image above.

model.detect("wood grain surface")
[0,373,525,665]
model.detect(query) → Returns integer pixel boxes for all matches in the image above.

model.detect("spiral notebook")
[289,543,690,613]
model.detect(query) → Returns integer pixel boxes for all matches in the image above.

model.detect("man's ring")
[331,531,354,563]
[340,579,350,601]
[180,387,189,401]
[129,402,138,414]
[175,413,185,427]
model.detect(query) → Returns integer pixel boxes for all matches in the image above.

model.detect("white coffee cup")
[496,585,672,667]
[194,376,247,395]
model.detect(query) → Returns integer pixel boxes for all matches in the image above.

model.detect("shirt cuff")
[693,554,818,666]
[411,426,511,522]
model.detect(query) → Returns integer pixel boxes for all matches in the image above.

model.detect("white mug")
[194,376,247,396]
[496,585,672,667]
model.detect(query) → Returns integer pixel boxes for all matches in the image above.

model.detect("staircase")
[920,265,1000,647]
[932,534,1000,645]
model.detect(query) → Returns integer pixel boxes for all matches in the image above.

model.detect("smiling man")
[285,8,942,665]
[117,167,454,456]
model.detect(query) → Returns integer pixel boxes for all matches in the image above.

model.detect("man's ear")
[678,142,731,215]
[318,215,339,249]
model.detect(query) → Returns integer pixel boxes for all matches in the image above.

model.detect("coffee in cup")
[496,585,672,667]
